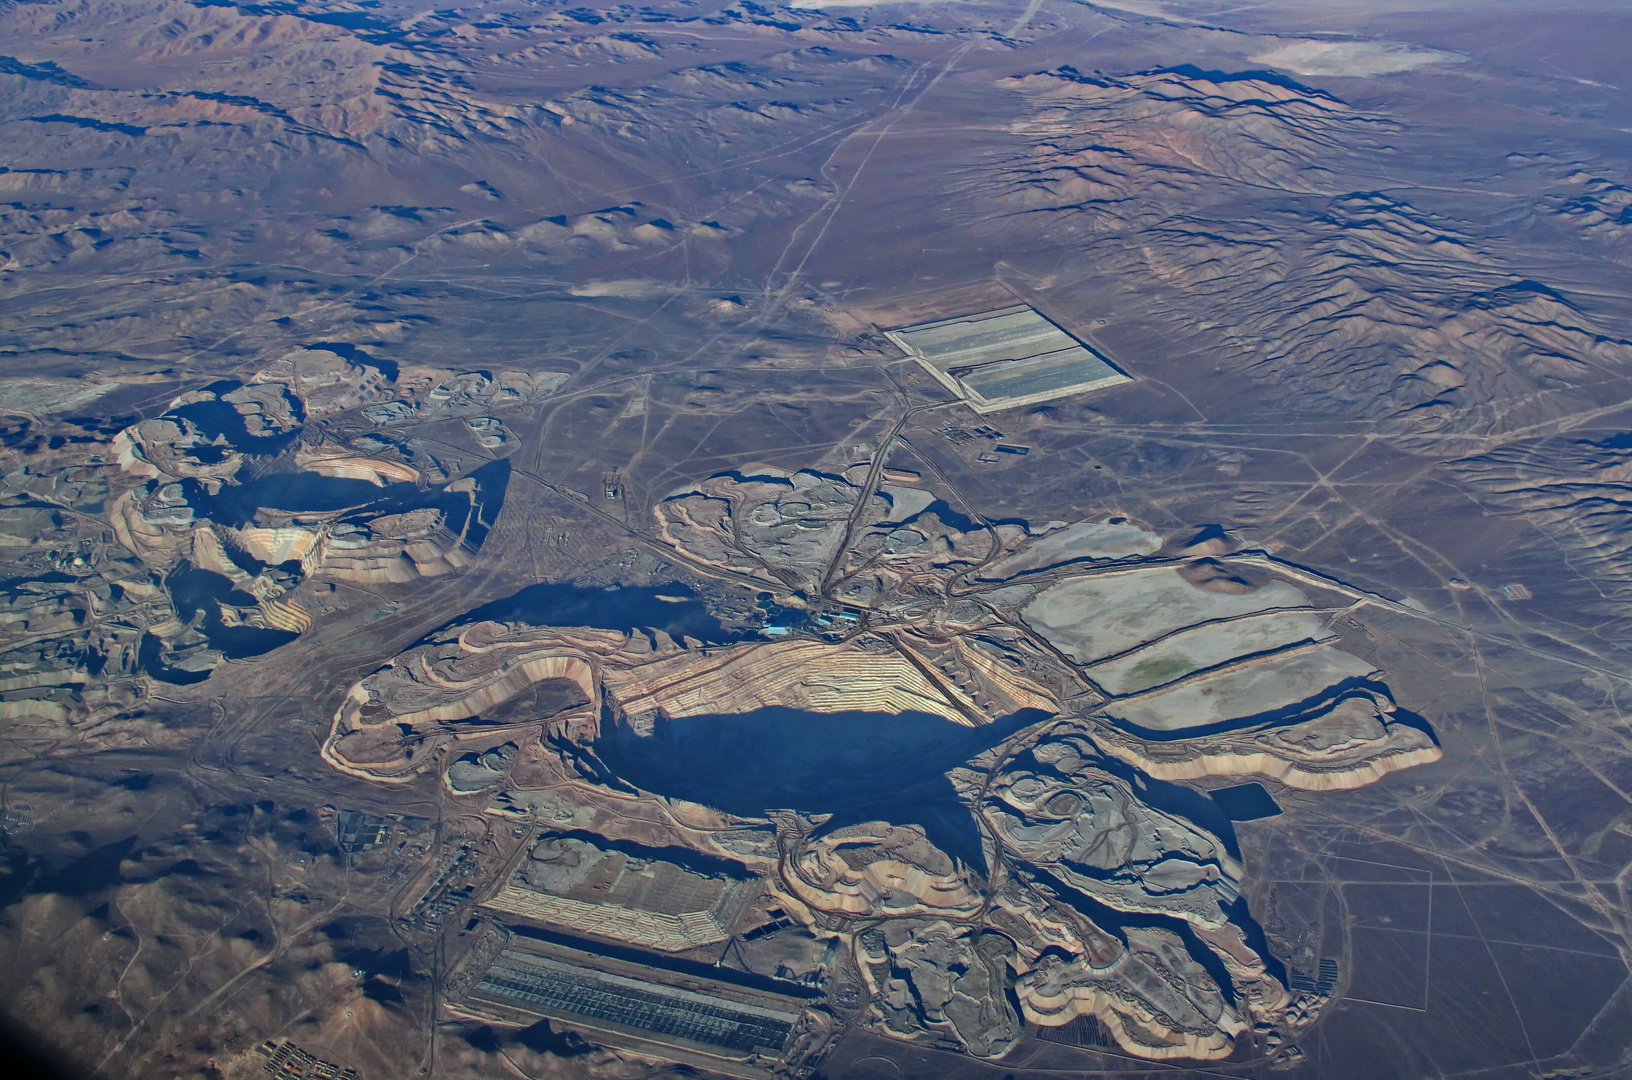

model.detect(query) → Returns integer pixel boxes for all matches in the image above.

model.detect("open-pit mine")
[321,464,1439,1070]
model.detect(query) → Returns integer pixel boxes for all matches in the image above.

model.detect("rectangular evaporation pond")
[476,951,797,1055]
[885,305,1131,414]
[1210,782,1283,821]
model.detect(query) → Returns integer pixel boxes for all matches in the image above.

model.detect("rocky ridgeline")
[985,66,1632,451]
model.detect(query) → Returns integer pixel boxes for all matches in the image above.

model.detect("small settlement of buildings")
[255,1040,357,1080]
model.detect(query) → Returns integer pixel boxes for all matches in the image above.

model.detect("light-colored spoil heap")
[985,733,1246,931]
[1015,925,1246,1061]
[1093,691,1441,791]
[952,727,1286,1059]
[251,348,392,418]
[323,621,611,781]
[606,637,983,731]
[856,921,1020,1058]
[1020,560,1441,786]
[977,519,1163,579]
[655,468,995,601]
[363,368,567,428]
[485,834,756,952]
[656,468,889,589]
[776,822,982,921]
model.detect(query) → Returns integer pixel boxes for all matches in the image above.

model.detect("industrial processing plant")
[885,304,1130,412]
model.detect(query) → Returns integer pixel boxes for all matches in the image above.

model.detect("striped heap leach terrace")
[476,951,798,1055]
[456,936,828,1080]
[884,304,1131,413]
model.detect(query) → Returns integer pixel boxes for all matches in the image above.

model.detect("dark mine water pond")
[1210,782,1283,821]
[467,582,738,644]
[221,473,415,516]
[164,566,298,660]
[207,625,298,660]
[595,707,1044,869]
[168,387,299,456]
